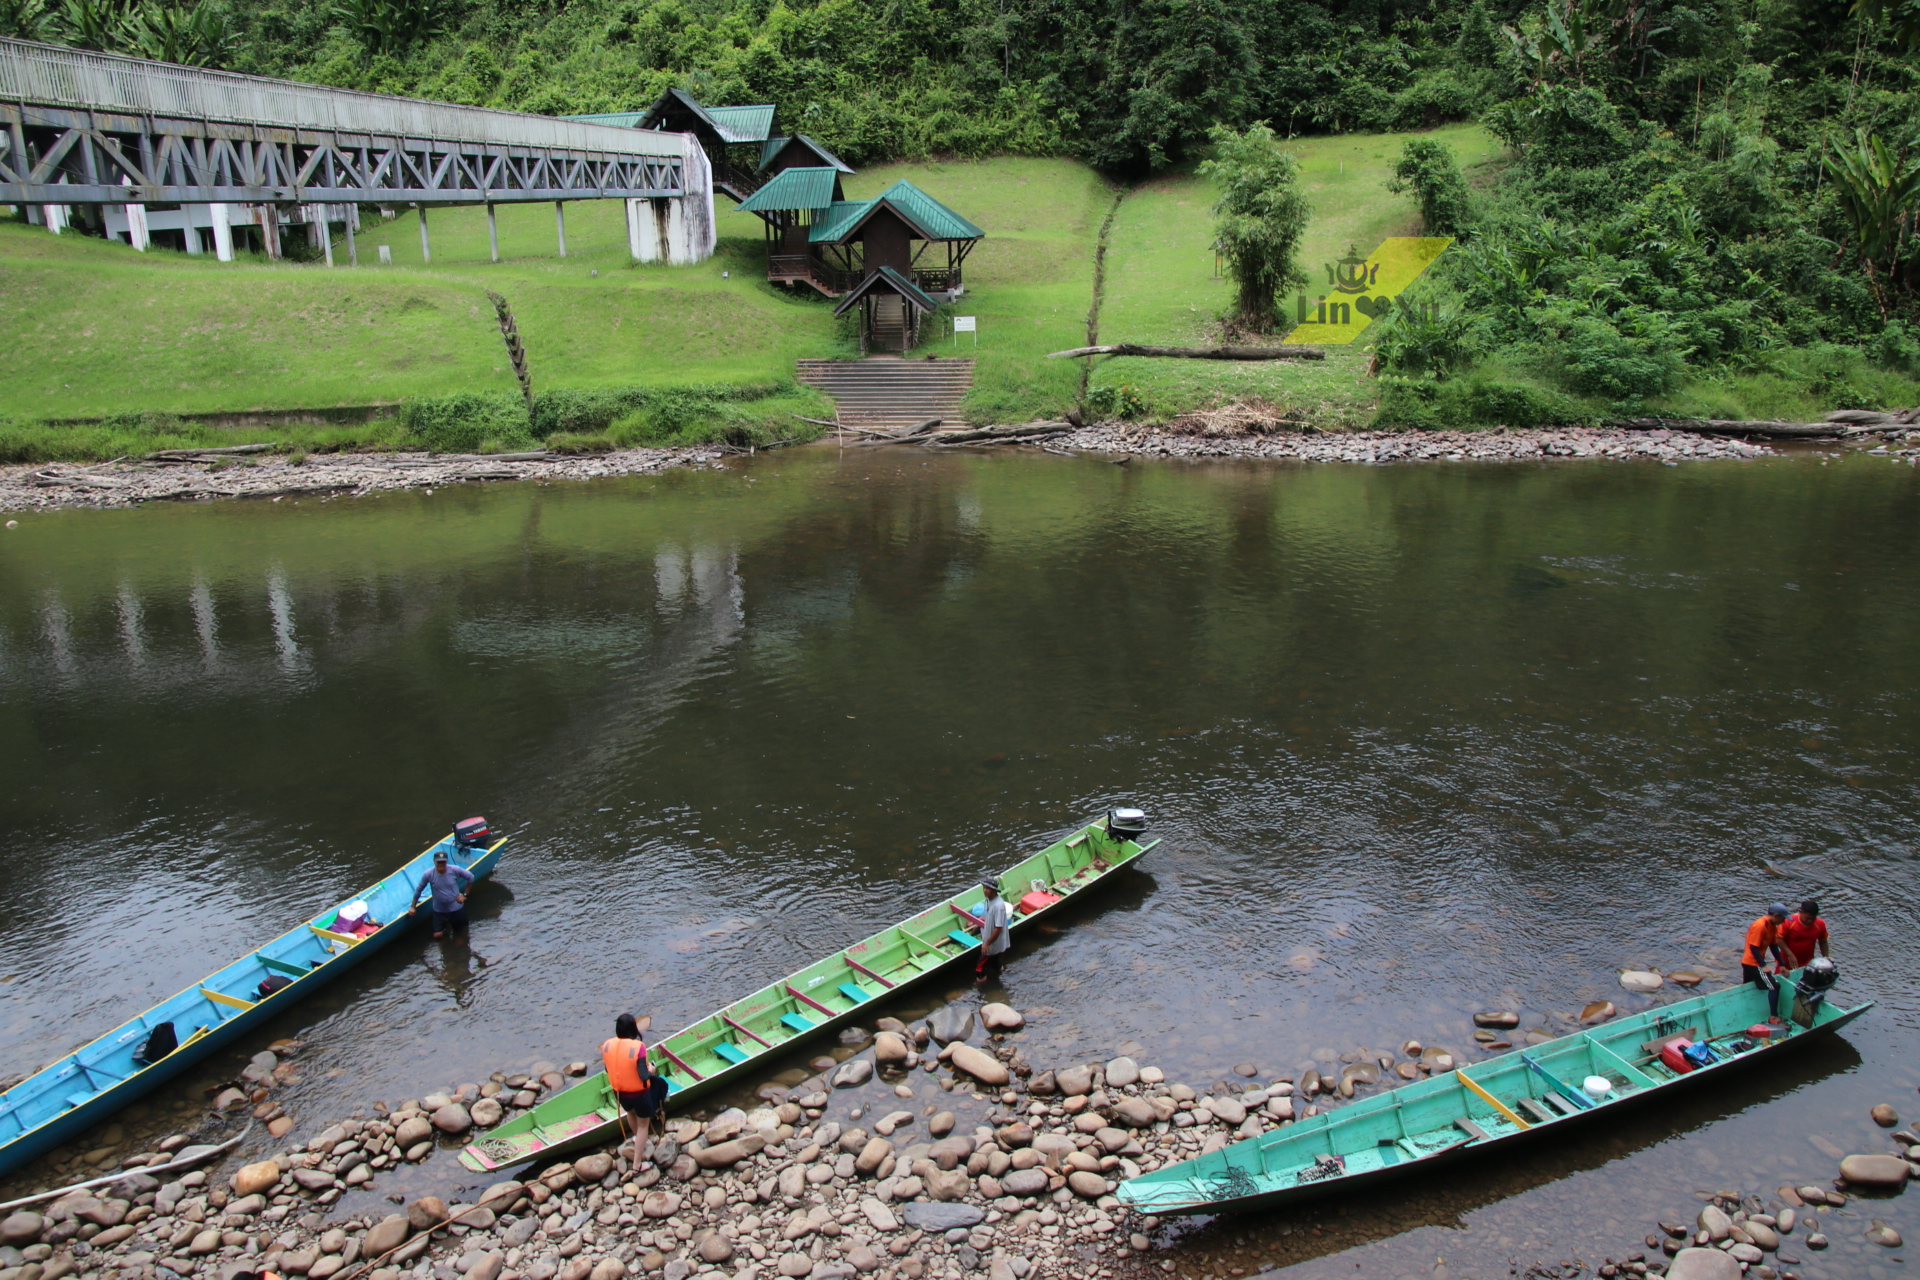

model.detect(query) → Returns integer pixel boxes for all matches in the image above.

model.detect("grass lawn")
[1089,124,1499,425]
[837,158,1115,424]
[0,199,845,421]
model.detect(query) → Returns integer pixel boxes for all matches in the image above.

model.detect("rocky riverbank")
[0,1002,1442,1280]
[1058,424,1773,465]
[0,448,728,513]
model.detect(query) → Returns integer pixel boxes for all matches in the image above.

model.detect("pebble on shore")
[1058,424,1774,467]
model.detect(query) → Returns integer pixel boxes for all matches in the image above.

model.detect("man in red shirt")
[1780,899,1832,969]
[1743,903,1790,1023]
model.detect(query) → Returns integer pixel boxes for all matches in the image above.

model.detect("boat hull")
[461,818,1157,1173]
[1118,981,1872,1216]
[0,834,507,1180]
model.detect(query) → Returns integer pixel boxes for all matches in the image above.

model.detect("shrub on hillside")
[1388,138,1473,237]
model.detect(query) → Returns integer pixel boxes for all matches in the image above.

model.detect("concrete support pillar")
[418,204,431,264]
[183,206,204,255]
[211,203,234,261]
[125,203,149,251]
[487,202,499,263]
[42,203,67,234]
[625,198,639,261]
[344,208,357,266]
[321,205,335,267]
[262,205,282,260]
[555,201,567,257]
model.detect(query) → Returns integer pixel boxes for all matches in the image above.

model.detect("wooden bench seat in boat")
[713,1043,750,1066]
[781,1013,815,1033]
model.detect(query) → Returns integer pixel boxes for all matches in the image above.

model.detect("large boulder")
[705,1110,747,1144]
[1210,1097,1248,1126]
[873,1033,910,1066]
[900,1203,984,1232]
[642,1191,681,1219]
[365,1215,412,1256]
[693,1136,766,1169]
[0,1212,44,1246]
[950,1044,1010,1087]
[395,1116,433,1148]
[855,1139,892,1176]
[1665,1249,1741,1280]
[573,1154,614,1184]
[1840,1154,1911,1188]
[927,1007,973,1045]
[1055,1066,1094,1097]
[832,1060,873,1089]
[469,1098,504,1128]
[432,1104,473,1135]
[406,1196,449,1232]
[923,1168,971,1201]
[1000,1168,1049,1197]
[1067,1171,1109,1198]
[1104,1057,1140,1088]
[979,1004,1024,1032]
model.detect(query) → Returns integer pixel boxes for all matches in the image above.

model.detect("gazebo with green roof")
[632,88,779,202]
[737,175,983,304]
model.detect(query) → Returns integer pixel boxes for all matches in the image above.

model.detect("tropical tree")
[1198,122,1313,332]
[1388,137,1473,236]
[119,0,236,65]
[330,0,446,56]
[1824,130,1920,295]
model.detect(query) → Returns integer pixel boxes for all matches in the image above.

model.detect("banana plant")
[1824,130,1920,271]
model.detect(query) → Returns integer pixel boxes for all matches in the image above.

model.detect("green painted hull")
[461,817,1158,1172]
[1118,976,1873,1215]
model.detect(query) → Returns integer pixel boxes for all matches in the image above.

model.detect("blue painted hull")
[0,833,507,1179]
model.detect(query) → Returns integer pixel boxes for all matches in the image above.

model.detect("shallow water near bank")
[2,449,1918,1277]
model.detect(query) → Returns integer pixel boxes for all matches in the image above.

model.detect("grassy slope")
[0,200,844,420]
[1090,124,1499,424]
[838,158,1113,424]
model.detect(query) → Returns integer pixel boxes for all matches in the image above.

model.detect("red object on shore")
[1017,890,1061,915]
[1660,1040,1698,1074]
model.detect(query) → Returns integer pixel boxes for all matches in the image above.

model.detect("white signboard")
[953,315,977,347]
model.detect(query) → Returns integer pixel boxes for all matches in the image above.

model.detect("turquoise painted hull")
[0,832,507,1179]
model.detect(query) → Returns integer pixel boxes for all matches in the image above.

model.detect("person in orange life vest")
[1742,902,1791,1022]
[1780,898,1832,969]
[603,1013,668,1167]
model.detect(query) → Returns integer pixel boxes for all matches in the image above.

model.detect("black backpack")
[140,1022,178,1064]
[258,975,293,999]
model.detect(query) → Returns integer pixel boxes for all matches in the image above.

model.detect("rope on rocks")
[0,1120,256,1214]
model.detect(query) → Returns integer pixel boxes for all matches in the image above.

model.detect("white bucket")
[1582,1075,1614,1100]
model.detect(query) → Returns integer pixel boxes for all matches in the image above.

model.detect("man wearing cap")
[410,850,475,940]
[1742,903,1791,1023]
[975,880,1012,979]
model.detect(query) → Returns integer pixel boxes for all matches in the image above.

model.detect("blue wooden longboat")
[1118,972,1872,1215]
[0,830,509,1179]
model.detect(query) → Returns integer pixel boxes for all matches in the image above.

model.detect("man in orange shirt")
[1780,899,1832,968]
[1743,903,1790,1023]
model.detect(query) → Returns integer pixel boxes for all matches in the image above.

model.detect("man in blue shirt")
[410,849,475,940]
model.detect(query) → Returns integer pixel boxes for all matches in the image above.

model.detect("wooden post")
[263,206,282,261]
[182,208,202,256]
[555,201,567,257]
[321,206,334,267]
[487,203,500,263]
[344,209,357,267]
[418,204,431,264]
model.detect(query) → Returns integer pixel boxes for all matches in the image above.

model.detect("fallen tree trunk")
[146,443,279,460]
[1047,343,1325,361]
[931,422,1071,445]
[1605,417,1847,438]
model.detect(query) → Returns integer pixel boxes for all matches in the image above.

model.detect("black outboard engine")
[1106,807,1148,843]
[1798,956,1838,1017]
[453,816,491,852]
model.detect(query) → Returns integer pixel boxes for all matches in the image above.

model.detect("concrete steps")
[795,357,975,430]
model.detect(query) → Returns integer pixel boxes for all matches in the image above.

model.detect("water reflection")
[0,452,1916,1278]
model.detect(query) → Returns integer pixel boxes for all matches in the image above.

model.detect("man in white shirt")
[975,881,1012,978]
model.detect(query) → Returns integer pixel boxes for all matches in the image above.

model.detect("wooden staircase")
[870,296,909,353]
[795,357,976,431]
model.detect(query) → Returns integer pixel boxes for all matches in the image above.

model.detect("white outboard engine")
[1107,807,1148,843]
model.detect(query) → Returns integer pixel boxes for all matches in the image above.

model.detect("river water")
[3,448,1918,1279]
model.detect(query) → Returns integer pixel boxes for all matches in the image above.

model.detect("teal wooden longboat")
[460,811,1158,1173]
[0,828,509,1180]
[1118,974,1872,1215]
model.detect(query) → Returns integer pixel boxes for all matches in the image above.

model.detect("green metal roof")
[808,180,983,245]
[562,111,648,127]
[737,167,843,214]
[705,104,777,143]
[760,134,854,174]
[832,266,941,317]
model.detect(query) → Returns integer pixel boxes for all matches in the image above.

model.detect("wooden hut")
[833,266,942,355]
[737,176,983,303]
[631,89,778,201]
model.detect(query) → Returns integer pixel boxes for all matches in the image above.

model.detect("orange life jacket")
[601,1037,651,1092]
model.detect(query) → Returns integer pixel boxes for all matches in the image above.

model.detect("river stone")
[833,1061,873,1089]
[1699,1206,1732,1241]
[1580,1001,1617,1024]
[1113,1099,1156,1128]
[928,1008,973,1045]
[1745,1222,1779,1251]
[589,1259,625,1280]
[1872,1104,1900,1127]
[572,1153,613,1183]
[433,1104,473,1135]
[1066,1172,1108,1198]
[874,1034,910,1066]
[859,1198,897,1232]
[979,1004,1023,1032]
[0,1215,43,1248]
[1665,1248,1741,1280]
[1727,1243,1763,1265]
[1619,970,1664,992]
[1472,1012,1519,1029]
[1670,971,1703,986]
[232,1161,282,1198]
[693,1136,765,1169]
[950,1044,1009,1086]
[929,1111,956,1137]
[1840,1154,1910,1187]
[1104,1058,1139,1089]
[365,1215,411,1256]
[293,1168,337,1192]
[696,1235,733,1265]
[642,1192,680,1219]
[777,1255,813,1277]
[901,1204,984,1232]
[1055,1067,1094,1097]
[924,1168,971,1201]
[392,1116,433,1149]
[1869,1223,1904,1247]
[855,1139,892,1176]
[1806,1232,1829,1249]
[469,1098,504,1128]
[407,1197,448,1231]
[1094,1127,1129,1154]
[996,1122,1034,1147]
[1026,1071,1056,1097]
[1778,1207,1797,1234]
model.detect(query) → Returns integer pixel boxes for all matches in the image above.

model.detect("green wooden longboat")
[1116,973,1870,1215]
[460,811,1159,1173]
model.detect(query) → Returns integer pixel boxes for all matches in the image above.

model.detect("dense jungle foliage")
[4,0,1917,422]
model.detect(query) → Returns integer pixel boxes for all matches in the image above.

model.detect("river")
[2,447,1917,1279]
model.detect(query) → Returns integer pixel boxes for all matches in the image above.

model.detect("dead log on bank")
[930,422,1072,446]
[1047,343,1326,361]
[1607,408,1919,438]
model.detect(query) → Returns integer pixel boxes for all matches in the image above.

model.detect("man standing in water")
[1780,898,1832,969]
[410,849,474,940]
[603,1013,667,1167]
[975,880,1012,979]
[1742,902,1791,1022]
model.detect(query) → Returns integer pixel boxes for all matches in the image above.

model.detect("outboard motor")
[1106,807,1148,843]
[453,816,491,852]
[1799,956,1839,1017]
